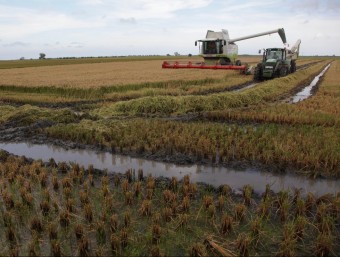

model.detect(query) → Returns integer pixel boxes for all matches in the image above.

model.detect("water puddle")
[1,142,338,196]
[291,64,331,103]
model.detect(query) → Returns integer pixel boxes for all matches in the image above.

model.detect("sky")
[0,0,340,60]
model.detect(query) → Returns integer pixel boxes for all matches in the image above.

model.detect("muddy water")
[291,64,331,103]
[1,142,339,196]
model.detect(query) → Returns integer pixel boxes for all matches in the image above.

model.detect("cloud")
[289,0,340,14]
[77,0,104,5]
[314,33,324,39]
[313,33,331,40]
[107,0,212,20]
[119,17,137,24]
[219,0,277,13]
[68,42,85,48]
[0,4,104,40]
[3,41,30,47]
[0,0,339,59]
[327,0,340,10]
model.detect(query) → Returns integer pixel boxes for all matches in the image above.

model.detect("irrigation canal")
[0,142,339,197]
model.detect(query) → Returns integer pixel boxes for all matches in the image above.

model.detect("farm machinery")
[254,39,301,81]
[162,28,287,73]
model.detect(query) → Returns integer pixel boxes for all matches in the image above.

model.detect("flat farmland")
[0,57,241,88]
[0,56,339,256]
[0,56,322,89]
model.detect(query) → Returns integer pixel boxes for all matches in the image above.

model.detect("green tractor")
[254,39,301,81]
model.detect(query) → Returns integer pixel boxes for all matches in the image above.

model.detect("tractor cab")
[264,48,286,62]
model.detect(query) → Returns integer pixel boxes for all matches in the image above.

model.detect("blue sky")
[0,0,339,60]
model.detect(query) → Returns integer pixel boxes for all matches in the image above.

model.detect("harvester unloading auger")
[162,28,287,73]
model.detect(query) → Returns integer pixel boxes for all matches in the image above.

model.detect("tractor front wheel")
[279,66,288,77]
[254,64,263,81]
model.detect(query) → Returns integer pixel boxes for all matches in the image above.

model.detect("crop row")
[93,61,329,117]
[45,118,340,177]
[0,105,78,127]
[0,152,339,256]
[203,60,340,127]
[0,75,252,105]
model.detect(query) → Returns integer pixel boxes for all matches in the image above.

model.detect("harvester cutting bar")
[162,61,247,71]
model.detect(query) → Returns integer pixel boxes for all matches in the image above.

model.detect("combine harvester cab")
[162,28,287,75]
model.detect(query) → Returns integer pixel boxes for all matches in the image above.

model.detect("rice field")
[0,57,240,88]
[0,55,339,256]
[0,153,339,256]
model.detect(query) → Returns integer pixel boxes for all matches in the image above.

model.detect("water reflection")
[292,64,331,103]
[0,142,338,196]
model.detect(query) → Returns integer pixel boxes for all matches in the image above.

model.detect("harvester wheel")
[254,64,263,81]
[218,58,231,65]
[235,60,242,66]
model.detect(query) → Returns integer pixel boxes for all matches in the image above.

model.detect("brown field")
[0,57,263,88]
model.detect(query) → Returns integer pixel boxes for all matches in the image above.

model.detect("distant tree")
[20,57,25,60]
[188,53,192,57]
[174,52,180,56]
[39,53,46,59]
[166,54,171,56]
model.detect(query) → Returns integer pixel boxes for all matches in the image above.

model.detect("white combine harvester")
[162,28,287,73]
